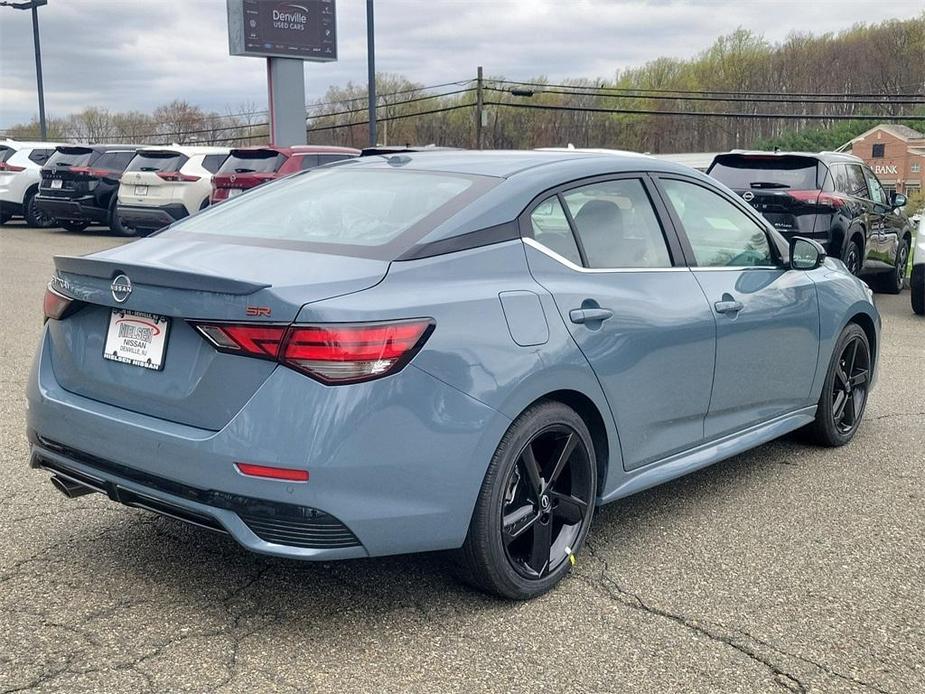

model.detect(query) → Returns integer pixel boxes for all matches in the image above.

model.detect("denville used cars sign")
[227,0,337,62]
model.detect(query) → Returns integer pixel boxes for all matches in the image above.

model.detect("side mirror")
[790,236,826,271]
[891,192,907,209]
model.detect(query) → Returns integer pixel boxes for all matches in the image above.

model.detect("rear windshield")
[165,168,497,258]
[709,156,821,190]
[93,150,135,172]
[126,151,188,173]
[0,147,14,163]
[46,147,94,169]
[219,150,285,174]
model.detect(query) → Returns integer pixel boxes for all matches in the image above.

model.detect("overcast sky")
[1,0,922,128]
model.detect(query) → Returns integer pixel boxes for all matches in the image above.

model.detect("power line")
[483,100,925,121]
[309,87,475,120]
[484,85,925,106]
[491,78,925,99]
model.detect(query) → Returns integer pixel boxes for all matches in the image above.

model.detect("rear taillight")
[788,190,845,208]
[43,285,74,322]
[68,166,114,178]
[157,171,200,182]
[0,162,25,172]
[192,319,434,384]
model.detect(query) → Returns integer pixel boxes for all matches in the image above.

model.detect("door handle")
[569,308,614,324]
[714,300,744,315]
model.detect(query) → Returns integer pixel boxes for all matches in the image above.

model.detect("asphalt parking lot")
[1,222,922,694]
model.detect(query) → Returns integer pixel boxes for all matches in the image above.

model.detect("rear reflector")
[192,319,434,384]
[235,462,309,482]
[43,285,74,321]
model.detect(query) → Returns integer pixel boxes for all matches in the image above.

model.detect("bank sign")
[873,163,898,176]
[227,0,337,62]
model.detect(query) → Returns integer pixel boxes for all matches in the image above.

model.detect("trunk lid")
[48,238,389,430]
[119,150,191,207]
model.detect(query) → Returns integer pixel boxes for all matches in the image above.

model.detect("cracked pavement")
[1,224,923,693]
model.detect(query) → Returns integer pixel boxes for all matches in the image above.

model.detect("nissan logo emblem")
[111,274,133,303]
[742,191,755,202]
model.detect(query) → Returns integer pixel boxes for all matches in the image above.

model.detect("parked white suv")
[117,145,229,235]
[912,215,924,316]
[0,138,69,227]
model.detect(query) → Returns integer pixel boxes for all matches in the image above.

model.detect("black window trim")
[649,173,788,270]
[517,171,688,272]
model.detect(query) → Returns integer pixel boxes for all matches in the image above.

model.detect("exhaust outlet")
[50,474,95,499]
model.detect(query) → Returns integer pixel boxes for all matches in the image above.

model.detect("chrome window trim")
[523,237,688,273]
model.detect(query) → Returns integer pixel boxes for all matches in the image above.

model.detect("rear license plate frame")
[103,309,170,371]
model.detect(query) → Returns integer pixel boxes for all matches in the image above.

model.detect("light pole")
[366,0,376,147]
[1,0,48,140]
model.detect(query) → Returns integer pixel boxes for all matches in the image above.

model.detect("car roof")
[716,150,865,165]
[55,144,137,153]
[136,145,229,156]
[1,139,69,149]
[230,144,360,156]
[339,148,696,179]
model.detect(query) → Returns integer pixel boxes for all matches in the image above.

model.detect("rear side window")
[0,147,14,163]
[94,151,135,172]
[529,196,582,265]
[28,149,54,165]
[202,154,227,174]
[844,165,869,198]
[167,168,492,257]
[219,150,285,174]
[661,179,774,268]
[125,151,188,173]
[563,179,672,269]
[296,155,321,170]
[46,148,94,168]
[709,156,820,190]
[863,168,887,206]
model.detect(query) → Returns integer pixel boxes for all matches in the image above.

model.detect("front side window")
[529,196,582,265]
[167,168,491,256]
[562,179,672,269]
[661,179,774,268]
[863,169,887,206]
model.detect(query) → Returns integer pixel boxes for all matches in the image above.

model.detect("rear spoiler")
[54,255,270,295]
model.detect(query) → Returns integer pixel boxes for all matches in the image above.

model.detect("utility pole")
[1,0,48,140]
[475,65,483,150]
[366,0,376,147]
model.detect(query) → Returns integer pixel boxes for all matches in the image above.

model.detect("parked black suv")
[35,145,136,234]
[707,151,913,293]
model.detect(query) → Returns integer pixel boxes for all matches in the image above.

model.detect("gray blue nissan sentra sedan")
[27,150,880,599]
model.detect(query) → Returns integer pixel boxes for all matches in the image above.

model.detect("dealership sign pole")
[227,0,338,146]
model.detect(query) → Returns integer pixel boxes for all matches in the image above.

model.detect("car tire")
[912,265,925,316]
[108,198,137,237]
[457,400,597,600]
[24,190,56,228]
[842,238,862,277]
[60,220,89,233]
[873,238,909,295]
[804,323,871,447]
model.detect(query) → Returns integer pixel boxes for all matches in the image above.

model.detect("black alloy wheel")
[804,323,871,447]
[24,192,55,228]
[459,401,597,600]
[880,240,909,295]
[843,239,862,277]
[501,425,594,580]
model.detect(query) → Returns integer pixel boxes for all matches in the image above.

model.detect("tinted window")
[94,151,135,172]
[863,168,887,206]
[563,179,672,268]
[662,179,774,267]
[125,151,188,173]
[319,154,355,165]
[28,149,54,165]
[844,165,869,198]
[219,150,285,174]
[529,196,582,265]
[46,148,94,169]
[709,155,819,190]
[168,169,486,253]
[830,164,851,194]
[202,154,227,174]
[296,155,321,170]
[0,146,14,163]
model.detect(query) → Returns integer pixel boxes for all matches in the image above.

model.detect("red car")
[211,145,360,203]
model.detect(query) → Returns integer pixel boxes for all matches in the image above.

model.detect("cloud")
[1,0,921,127]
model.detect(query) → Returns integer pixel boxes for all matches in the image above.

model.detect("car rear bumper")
[26,327,508,560]
[118,203,189,231]
[34,195,108,223]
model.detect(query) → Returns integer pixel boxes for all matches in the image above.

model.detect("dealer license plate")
[103,309,169,370]
[50,179,62,189]
[227,188,243,198]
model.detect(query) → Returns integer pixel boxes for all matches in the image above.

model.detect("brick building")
[845,124,924,196]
